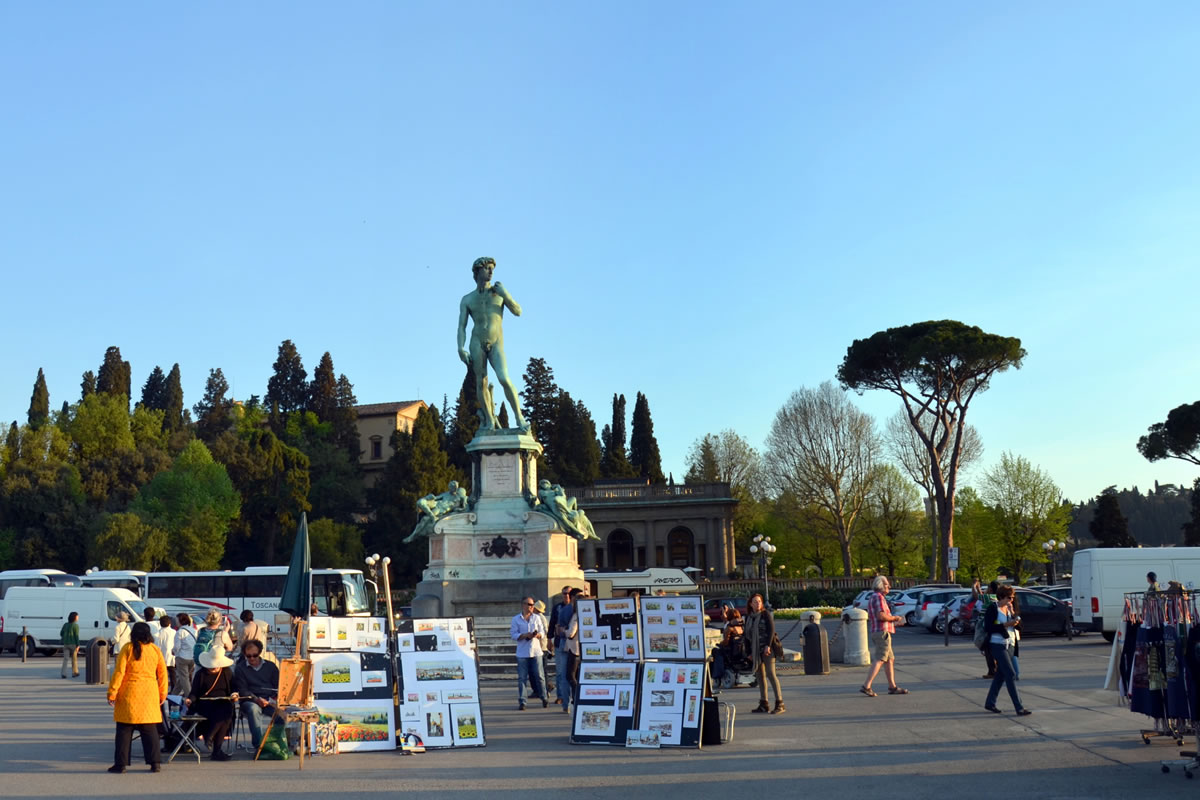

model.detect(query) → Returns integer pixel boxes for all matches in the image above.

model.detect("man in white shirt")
[510,596,548,710]
[155,614,177,692]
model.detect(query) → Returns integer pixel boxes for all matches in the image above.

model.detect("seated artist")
[184,647,237,761]
[233,640,280,750]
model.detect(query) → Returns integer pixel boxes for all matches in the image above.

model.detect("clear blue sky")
[3,3,1198,504]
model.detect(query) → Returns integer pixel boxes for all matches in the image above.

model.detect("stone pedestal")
[413,431,585,617]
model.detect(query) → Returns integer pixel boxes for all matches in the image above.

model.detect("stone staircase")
[473,615,523,680]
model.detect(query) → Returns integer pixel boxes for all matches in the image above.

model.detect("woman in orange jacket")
[106,621,169,773]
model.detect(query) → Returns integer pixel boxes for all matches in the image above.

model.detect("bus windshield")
[341,573,369,615]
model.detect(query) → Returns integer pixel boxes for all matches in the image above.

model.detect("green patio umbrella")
[279,512,312,619]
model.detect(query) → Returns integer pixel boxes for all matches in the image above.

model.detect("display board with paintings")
[636,660,706,747]
[575,598,641,661]
[569,661,639,745]
[639,595,706,660]
[396,617,484,749]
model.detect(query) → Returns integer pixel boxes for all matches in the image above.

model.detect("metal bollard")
[803,615,830,675]
[85,637,110,685]
[20,626,28,663]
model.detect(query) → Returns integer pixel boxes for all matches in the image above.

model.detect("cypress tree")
[447,370,480,478]
[97,346,131,401]
[163,364,184,433]
[4,421,18,465]
[600,394,635,478]
[194,368,232,443]
[629,391,664,483]
[521,357,560,445]
[309,352,338,422]
[333,374,360,460]
[685,434,720,483]
[141,366,166,410]
[28,368,50,430]
[80,370,96,401]
[1090,489,1136,547]
[265,339,308,414]
[554,393,601,486]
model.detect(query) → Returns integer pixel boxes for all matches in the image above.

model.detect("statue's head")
[448,481,458,490]
[472,257,495,280]
[538,479,551,490]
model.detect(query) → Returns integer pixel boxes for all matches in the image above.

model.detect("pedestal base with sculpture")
[411,431,590,618]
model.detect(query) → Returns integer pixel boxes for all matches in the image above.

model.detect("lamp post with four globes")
[750,534,777,607]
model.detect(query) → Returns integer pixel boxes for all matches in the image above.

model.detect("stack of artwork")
[575,598,641,661]
[570,661,638,744]
[308,617,395,753]
[396,617,484,748]
[640,596,706,660]
[570,594,708,748]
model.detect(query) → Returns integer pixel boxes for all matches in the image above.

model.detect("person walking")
[510,596,548,710]
[156,614,177,694]
[984,584,1031,716]
[549,585,573,705]
[861,575,909,697]
[559,588,583,714]
[106,621,168,773]
[112,611,131,656]
[60,611,81,679]
[975,580,999,679]
[745,592,784,714]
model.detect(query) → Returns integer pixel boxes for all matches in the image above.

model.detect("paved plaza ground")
[1,628,1194,799]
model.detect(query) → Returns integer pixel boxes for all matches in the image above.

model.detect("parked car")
[959,587,1072,636]
[704,597,748,623]
[889,590,926,626]
[1040,585,1071,605]
[917,588,971,632]
[939,595,973,635]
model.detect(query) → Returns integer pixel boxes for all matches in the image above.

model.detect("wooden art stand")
[256,620,315,768]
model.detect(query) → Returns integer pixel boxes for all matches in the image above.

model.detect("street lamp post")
[365,553,399,708]
[749,534,777,607]
[1042,539,1067,585]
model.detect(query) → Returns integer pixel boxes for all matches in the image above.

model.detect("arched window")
[667,528,693,568]
[608,530,634,570]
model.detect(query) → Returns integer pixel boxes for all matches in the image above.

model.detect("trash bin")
[843,607,870,666]
[803,616,830,675]
[85,637,109,685]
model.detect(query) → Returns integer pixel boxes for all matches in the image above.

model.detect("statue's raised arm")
[457,257,530,432]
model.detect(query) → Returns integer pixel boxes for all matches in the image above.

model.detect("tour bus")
[0,569,85,599]
[583,568,698,598]
[80,570,146,595]
[143,566,372,620]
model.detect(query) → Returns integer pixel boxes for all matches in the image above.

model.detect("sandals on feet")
[888,687,909,695]
[859,686,877,697]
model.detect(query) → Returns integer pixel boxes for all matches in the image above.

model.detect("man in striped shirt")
[861,575,909,697]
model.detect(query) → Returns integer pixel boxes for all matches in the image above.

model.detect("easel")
[255,619,315,769]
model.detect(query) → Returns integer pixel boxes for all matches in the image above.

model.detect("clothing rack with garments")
[1118,590,1198,749]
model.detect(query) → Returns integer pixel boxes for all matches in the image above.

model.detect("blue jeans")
[517,656,546,707]
[985,643,1024,712]
[239,701,276,749]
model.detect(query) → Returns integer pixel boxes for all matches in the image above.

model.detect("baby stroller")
[710,632,755,692]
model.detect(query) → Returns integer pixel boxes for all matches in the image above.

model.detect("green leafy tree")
[28,368,50,430]
[980,452,1070,583]
[132,440,241,570]
[686,429,766,550]
[130,406,169,452]
[629,392,664,484]
[599,392,636,479]
[308,517,365,568]
[194,368,234,443]
[765,381,880,576]
[140,366,166,410]
[265,339,309,415]
[838,319,1025,580]
[309,352,339,421]
[92,512,170,571]
[1138,401,1200,467]
[1089,488,1136,547]
[861,464,924,576]
[0,424,94,571]
[281,411,362,523]
[96,346,132,402]
[951,486,1001,581]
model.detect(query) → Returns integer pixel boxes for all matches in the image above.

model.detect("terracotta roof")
[353,401,426,416]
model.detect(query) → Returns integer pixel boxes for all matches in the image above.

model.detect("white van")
[0,587,148,655]
[1071,547,1200,640]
